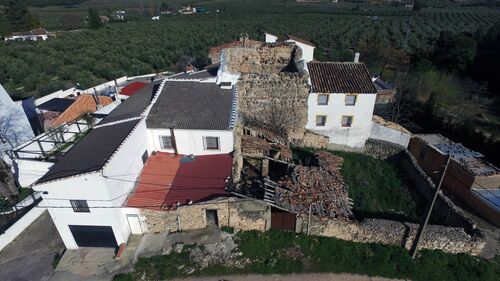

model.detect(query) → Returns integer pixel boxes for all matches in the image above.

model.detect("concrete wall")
[141,198,271,233]
[147,128,234,155]
[306,93,376,148]
[370,122,411,148]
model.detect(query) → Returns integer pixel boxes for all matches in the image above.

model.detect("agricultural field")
[1,0,500,99]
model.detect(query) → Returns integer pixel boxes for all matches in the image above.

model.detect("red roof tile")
[125,152,232,210]
[120,82,147,96]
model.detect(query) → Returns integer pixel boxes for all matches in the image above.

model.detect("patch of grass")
[292,147,419,220]
[115,230,499,281]
[221,226,235,234]
[329,150,417,217]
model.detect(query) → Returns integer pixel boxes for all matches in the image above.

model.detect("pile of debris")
[276,151,353,219]
[241,126,292,162]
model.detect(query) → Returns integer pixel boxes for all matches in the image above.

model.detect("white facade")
[147,128,234,156]
[264,32,278,43]
[32,120,149,249]
[264,32,315,62]
[306,93,376,148]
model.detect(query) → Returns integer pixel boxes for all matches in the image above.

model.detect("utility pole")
[410,155,452,259]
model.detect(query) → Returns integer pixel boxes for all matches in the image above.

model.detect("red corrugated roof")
[124,152,231,210]
[120,82,147,96]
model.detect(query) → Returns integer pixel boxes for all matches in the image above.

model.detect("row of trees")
[0,0,40,34]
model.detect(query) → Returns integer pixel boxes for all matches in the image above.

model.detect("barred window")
[70,200,90,213]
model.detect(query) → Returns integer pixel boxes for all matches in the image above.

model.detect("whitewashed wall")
[370,122,411,148]
[147,128,234,155]
[265,33,278,43]
[290,41,315,62]
[0,207,45,251]
[17,159,53,187]
[306,93,376,148]
[32,120,148,249]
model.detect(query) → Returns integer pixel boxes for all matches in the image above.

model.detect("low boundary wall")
[0,206,45,251]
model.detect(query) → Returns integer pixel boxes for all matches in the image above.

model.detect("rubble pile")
[276,152,353,219]
[241,135,292,161]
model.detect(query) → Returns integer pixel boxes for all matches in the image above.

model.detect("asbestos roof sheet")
[99,81,161,125]
[124,152,231,210]
[146,81,235,130]
[307,62,377,94]
[36,119,140,184]
[167,67,218,81]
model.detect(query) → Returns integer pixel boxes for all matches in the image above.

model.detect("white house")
[29,72,237,249]
[264,32,316,62]
[29,81,164,249]
[146,78,236,156]
[4,28,49,42]
[305,62,377,148]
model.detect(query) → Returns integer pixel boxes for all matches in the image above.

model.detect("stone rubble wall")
[141,198,271,234]
[303,216,485,256]
[225,44,300,74]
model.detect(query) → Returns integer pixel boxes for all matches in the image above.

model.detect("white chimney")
[354,52,360,63]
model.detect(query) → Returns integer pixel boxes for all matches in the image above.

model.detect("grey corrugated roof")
[307,62,377,94]
[146,81,234,130]
[36,119,140,184]
[167,67,218,80]
[99,81,161,125]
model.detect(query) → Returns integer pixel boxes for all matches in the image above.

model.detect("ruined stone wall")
[225,44,300,74]
[303,216,485,256]
[141,198,271,233]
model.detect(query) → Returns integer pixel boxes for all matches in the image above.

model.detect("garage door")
[69,225,118,248]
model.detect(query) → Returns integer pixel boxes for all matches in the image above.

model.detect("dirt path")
[172,273,404,281]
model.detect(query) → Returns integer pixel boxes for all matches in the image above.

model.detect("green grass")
[115,230,500,281]
[293,147,420,220]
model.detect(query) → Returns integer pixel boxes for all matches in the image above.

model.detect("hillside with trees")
[0,0,499,163]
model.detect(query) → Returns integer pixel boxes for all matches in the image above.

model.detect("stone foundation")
[141,198,271,234]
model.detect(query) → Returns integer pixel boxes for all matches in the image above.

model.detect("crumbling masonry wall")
[141,198,271,233]
[302,216,485,256]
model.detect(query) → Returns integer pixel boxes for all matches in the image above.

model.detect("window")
[159,136,173,149]
[315,115,327,126]
[204,136,220,150]
[345,95,357,106]
[341,116,353,127]
[317,94,329,105]
[141,150,148,164]
[70,200,90,213]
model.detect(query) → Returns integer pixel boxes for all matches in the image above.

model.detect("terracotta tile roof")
[51,94,113,127]
[125,152,231,210]
[307,62,377,94]
[120,82,147,96]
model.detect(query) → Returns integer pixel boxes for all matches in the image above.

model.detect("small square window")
[315,115,327,126]
[70,200,90,213]
[345,95,357,106]
[159,136,173,149]
[317,94,329,105]
[204,136,220,150]
[141,150,148,164]
[341,116,353,127]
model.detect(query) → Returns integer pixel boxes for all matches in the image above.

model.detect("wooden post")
[410,155,451,258]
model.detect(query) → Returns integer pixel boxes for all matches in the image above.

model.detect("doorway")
[126,214,143,235]
[205,210,219,227]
